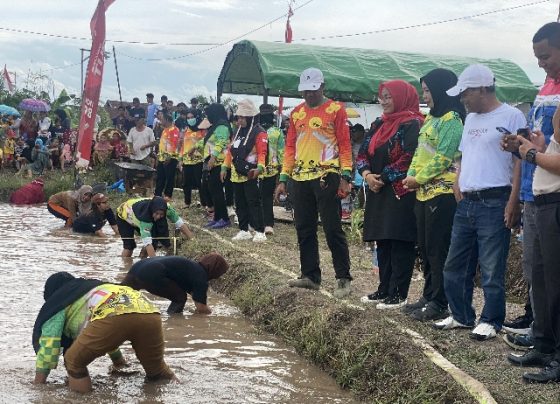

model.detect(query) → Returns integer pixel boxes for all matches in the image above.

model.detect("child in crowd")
[15,137,28,170]
[93,133,113,165]
[48,138,62,170]
[112,134,129,161]
[3,135,15,169]
[61,143,73,172]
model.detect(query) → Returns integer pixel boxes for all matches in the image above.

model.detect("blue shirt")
[146,103,158,126]
[521,78,560,202]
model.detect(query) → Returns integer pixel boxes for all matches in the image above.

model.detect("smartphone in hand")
[496,127,512,135]
[517,128,531,140]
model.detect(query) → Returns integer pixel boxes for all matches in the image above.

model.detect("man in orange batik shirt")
[275,67,353,298]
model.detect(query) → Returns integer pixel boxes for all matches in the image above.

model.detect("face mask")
[187,118,197,126]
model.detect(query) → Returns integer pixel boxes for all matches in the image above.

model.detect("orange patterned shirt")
[280,99,352,182]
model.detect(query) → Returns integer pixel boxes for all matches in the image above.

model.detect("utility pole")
[80,48,91,98]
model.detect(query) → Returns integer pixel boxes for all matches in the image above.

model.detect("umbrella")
[18,98,50,112]
[0,104,20,116]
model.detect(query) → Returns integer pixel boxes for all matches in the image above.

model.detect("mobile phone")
[517,128,531,139]
[496,127,512,135]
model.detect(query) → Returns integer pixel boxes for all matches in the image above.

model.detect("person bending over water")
[121,254,229,314]
[72,193,119,237]
[47,185,93,227]
[116,196,193,258]
[32,272,176,393]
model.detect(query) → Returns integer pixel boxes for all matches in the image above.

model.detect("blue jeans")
[443,196,511,329]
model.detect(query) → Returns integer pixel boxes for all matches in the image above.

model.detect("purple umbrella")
[18,98,50,112]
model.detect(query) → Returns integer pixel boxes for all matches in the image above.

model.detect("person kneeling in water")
[72,193,119,237]
[121,253,229,314]
[33,272,176,393]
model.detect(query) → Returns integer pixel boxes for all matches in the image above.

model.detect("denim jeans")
[443,196,511,329]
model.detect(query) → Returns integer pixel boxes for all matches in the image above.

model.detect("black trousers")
[200,169,213,209]
[224,172,234,207]
[292,173,351,284]
[234,180,264,232]
[415,194,456,309]
[532,201,560,358]
[260,175,277,227]
[207,166,228,221]
[376,239,416,299]
[155,158,178,198]
[182,163,203,206]
[116,216,170,252]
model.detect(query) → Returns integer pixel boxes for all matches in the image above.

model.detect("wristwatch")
[525,148,538,165]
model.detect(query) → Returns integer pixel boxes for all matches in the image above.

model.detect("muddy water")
[0,204,357,403]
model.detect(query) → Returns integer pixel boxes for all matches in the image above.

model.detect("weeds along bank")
[180,235,475,403]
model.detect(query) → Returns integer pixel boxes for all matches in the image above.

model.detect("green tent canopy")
[217,40,537,103]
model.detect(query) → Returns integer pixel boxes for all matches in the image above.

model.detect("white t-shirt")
[128,126,155,161]
[459,103,526,192]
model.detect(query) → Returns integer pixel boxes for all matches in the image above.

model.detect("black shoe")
[508,349,554,367]
[503,333,534,351]
[502,314,532,335]
[523,360,560,383]
[402,297,428,315]
[411,304,449,322]
[360,290,388,303]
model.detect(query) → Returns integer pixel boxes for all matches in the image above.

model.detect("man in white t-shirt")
[127,116,156,166]
[434,64,526,341]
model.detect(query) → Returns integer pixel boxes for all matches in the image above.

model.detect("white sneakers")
[264,226,274,235]
[433,316,472,330]
[470,322,497,341]
[232,230,253,241]
[232,230,267,242]
[252,232,267,243]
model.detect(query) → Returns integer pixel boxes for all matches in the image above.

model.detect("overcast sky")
[1,0,558,107]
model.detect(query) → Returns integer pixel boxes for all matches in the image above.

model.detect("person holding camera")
[220,99,268,243]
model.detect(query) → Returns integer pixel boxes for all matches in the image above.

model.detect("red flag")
[76,0,115,168]
[3,65,14,93]
[284,19,293,43]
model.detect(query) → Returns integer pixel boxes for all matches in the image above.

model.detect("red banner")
[76,0,115,168]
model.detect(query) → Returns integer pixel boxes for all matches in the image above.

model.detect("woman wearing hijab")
[357,80,424,309]
[400,69,466,321]
[196,103,232,229]
[180,109,206,207]
[20,138,50,177]
[32,272,176,393]
[220,99,268,242]
[121,253,229,314]
[47,185,93,227]
[116,196,193,258]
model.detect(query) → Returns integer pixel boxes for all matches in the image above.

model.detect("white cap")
[235,99,259,117]
[446,64,495,96]
[298,67,324,91]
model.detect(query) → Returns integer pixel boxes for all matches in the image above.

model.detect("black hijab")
[421,68,466,122]
[33,272,104,353]
[204,103,233,143]
[132,196,167,223]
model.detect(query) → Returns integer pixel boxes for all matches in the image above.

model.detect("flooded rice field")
[0,204,356,403]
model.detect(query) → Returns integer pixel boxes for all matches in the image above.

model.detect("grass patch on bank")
[181,238,475,404]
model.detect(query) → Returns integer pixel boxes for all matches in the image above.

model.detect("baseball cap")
[446,64,495,96]
[298,68,324,91]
